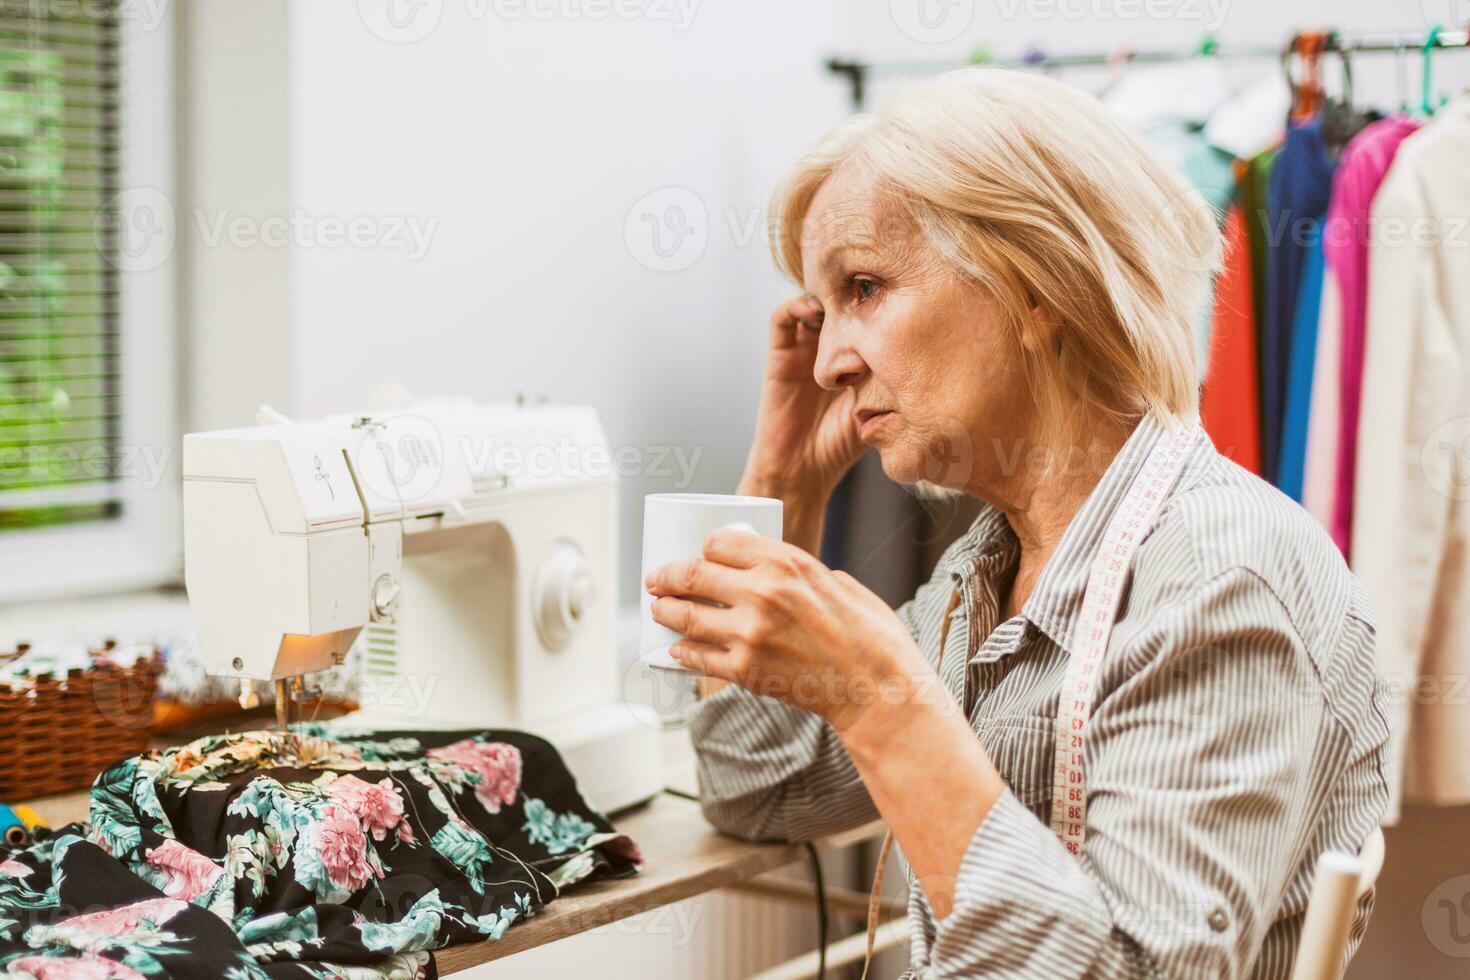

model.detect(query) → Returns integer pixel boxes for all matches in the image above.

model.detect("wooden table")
[438,795,882,972]
[19,786,884,975]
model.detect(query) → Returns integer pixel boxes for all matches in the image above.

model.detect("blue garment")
[1276,234,1325,501]
[1262,119,1335,485]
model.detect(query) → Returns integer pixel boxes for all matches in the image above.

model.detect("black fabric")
[0,727,640,978]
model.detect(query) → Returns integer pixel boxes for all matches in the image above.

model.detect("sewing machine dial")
[371,574,401,620]
[533,540,597,651]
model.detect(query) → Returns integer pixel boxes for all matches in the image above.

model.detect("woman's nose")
[813,329,868,391]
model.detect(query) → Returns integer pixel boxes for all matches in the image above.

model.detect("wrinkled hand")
[646,526,933,732]
[743,294,864,498]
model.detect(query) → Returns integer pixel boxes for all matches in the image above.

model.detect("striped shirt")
[688,414,1389,978]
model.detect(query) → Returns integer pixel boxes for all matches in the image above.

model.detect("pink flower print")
[606,835,644,868]
[314,804,382,893]
[143,839,227,903]
[5,953,148,979]
[62,898,188,938]
[0,857,31,878]
[327,774,409,842]
[427,739,523,814]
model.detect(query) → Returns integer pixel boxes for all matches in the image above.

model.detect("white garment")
[1102,60,1232,129]
[1302,264,1342,531]
[1352,96,1470,820]
[1205,73,1290,159]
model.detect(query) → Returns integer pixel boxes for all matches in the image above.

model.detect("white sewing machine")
[181,398,663,813]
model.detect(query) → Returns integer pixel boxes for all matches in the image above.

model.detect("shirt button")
[1207,908,1229,933]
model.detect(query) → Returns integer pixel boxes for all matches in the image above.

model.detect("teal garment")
[1276,234,1325,501]
[1140,122,1237,377]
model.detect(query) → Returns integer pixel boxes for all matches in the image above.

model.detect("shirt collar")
[939,506,1014,574]
[941,413,1201,655]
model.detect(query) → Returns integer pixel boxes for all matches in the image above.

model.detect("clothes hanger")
[1395,34,1410,114]
[1281,30,1367,153]
[1317,33,1373,153]
[1281,31,1326,121]
[1420,25,1449,116]
[1329,34,1354,111]
[1275,31,1311,119]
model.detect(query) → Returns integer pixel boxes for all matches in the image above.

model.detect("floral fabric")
[0,727,641,978]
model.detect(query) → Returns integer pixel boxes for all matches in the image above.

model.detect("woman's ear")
[1019,302,1062,355]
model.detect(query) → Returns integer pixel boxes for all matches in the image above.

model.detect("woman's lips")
[857,409,893,440]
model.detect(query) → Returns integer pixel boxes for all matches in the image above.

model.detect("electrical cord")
[805,841,828,980]
[664,790,828,979]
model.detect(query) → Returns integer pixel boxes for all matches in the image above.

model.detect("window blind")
[0,0,120,531]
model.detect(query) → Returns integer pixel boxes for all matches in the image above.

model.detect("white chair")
[1289,827,1386,980]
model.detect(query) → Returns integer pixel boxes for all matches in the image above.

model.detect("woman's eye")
[850,276,879,303]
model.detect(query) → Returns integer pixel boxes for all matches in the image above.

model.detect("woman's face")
[800,166,1034,494]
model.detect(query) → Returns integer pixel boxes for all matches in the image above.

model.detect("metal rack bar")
[827,28,1470,109]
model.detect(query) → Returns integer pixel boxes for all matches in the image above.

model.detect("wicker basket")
[0,641,162,800]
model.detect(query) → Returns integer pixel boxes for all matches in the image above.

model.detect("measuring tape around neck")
[1049,420,1199,856]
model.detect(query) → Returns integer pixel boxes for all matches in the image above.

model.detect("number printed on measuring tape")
[1048,422,1199,857]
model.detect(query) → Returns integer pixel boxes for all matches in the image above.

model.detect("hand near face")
[742,294,865,499]
[645,526,933,732]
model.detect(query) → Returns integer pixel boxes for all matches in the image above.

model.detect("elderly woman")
[645,69,1387,978]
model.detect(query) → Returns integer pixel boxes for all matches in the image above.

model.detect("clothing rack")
[827,29,1470,110]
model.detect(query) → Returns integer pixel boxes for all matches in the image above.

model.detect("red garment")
[1200,205,1262,474]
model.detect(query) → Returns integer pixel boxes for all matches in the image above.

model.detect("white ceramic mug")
[639,493,783,674]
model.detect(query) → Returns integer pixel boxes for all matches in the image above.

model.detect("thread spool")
[0,805,26,846]
[12,806,48,842]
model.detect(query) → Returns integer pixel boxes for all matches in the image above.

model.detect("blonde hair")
[771,67,1219,429]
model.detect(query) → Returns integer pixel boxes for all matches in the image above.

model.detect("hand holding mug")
[639,494,783,675]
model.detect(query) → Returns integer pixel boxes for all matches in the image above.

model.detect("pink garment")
[1322,115,1420,556]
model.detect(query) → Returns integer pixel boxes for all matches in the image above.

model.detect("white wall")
[181,0,294,431]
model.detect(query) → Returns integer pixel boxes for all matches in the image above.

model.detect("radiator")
[464,878,820,979]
